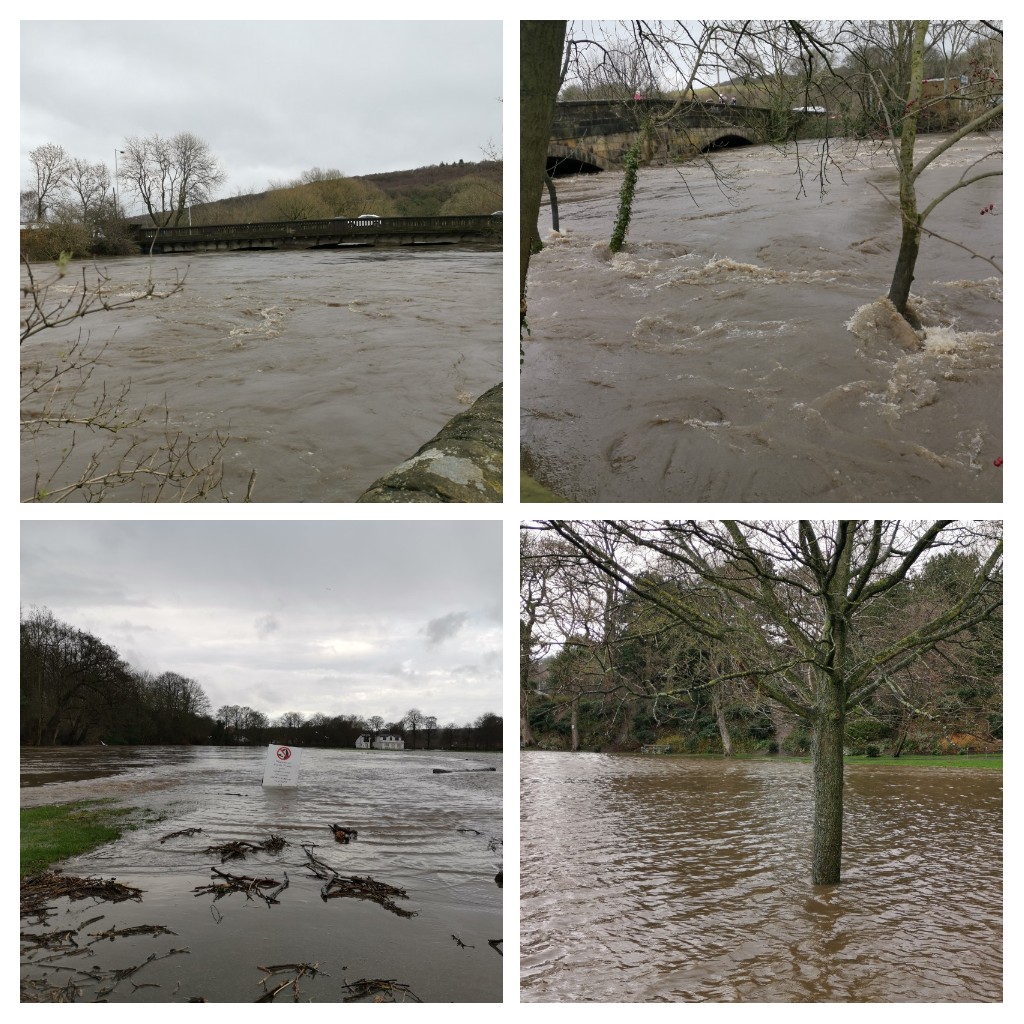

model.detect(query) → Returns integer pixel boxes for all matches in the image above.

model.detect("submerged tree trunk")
[887,20,928,323]
[544,172,560,232]
[811,681,847,885]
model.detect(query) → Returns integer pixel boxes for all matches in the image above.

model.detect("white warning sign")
[262,744,302,787]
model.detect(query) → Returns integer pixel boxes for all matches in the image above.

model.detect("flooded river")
[21,746,502,1002]
[521,133,1002,502]
[21,246,500,502]
[521,753,1001,1002]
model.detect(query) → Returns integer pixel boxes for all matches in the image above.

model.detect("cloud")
[421,611,469,646]
[254,614,280,640]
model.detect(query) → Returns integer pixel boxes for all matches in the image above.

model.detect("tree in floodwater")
[873,20,1002,323]
[541,520,1002,885]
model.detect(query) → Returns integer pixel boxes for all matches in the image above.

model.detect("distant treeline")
[20,607,501,751]
[21,159,502,263]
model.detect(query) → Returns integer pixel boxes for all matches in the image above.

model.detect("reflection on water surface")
[520,752,1001,1002]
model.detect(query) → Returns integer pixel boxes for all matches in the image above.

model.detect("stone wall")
[356,383,502,503]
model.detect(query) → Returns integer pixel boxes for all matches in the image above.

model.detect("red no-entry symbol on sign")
[276,746,292,761]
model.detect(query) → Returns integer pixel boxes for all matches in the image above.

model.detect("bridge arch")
[547,143,606,176]
[699,132,757,153]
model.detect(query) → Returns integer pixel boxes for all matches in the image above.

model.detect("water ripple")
[521,753,1001,1002]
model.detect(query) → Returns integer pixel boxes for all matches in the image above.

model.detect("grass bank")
[843,754,1002,770]
[633,752,1002,770]
[20,801,136,879]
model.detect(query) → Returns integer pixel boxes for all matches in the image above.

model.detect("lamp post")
[113,148,124,218]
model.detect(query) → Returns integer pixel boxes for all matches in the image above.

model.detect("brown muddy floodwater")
[520,753,1001,1002]
[21,246,500,502]
[21,746,502,1002]
[521,133,1002,502]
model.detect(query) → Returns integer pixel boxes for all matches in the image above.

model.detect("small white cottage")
[354,733,405,750]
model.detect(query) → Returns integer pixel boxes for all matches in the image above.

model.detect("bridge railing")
[133,215,501,243]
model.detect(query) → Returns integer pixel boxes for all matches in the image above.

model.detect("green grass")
[844,754,1002,770]
[20,801,136,879]
[642,751,1002,770]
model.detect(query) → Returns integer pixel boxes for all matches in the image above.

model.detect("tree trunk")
[887,20,929,324]
[811,684,846,885]
[520,697,536,747]
[520,21,567,304]
[544,172,560,232]
[570,697,579,752]
[887,221,923,325]
[713,689,733,757]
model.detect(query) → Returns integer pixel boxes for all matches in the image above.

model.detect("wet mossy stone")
[356,383,502,503]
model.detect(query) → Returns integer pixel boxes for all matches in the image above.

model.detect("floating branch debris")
[432,767,496,774]
[488,939,503,956]
[78,947,190,999]
[202,834,288,862]
[159,828,203,843]
[21,872,144,922]
[21,929,79,953]
[329,824,358,843]
[300,843,340,881]
[340,978,422,1003]
[255,962,329,1003]
[193,868,289,907]
[451,934,475,949]
[322,875,417,917]
[299,844,416,917]
[87,924,177,944]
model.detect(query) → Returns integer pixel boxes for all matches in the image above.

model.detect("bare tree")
[119,132,226,227]
[63,158,113,227]
[27,143,70,223]
[542,520,1001,885]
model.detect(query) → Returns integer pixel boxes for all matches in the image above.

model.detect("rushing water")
[21,245,500,502]
[521,133,1002,502]
[21,746,502,1002]
[520,752,1001,1003]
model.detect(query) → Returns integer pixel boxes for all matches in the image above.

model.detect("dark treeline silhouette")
[20,608,501,751]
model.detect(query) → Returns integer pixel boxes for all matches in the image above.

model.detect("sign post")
[262,744,302,788]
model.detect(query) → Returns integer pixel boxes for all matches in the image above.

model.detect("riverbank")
[21,801,140,878]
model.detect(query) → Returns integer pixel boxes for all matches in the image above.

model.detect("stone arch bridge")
[549,98,825,174]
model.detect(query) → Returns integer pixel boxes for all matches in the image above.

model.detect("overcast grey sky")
[20,20,502,202]
[21,521,502,727]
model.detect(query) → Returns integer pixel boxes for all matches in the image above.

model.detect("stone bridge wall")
[550,98,820,170]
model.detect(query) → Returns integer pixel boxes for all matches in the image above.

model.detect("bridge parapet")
[132,215,501,253]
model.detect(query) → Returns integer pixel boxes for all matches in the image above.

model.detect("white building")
[355,733,405,750]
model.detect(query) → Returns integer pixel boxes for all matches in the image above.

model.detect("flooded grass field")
[21,746,502,1002]
[520,752,1001,1002]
